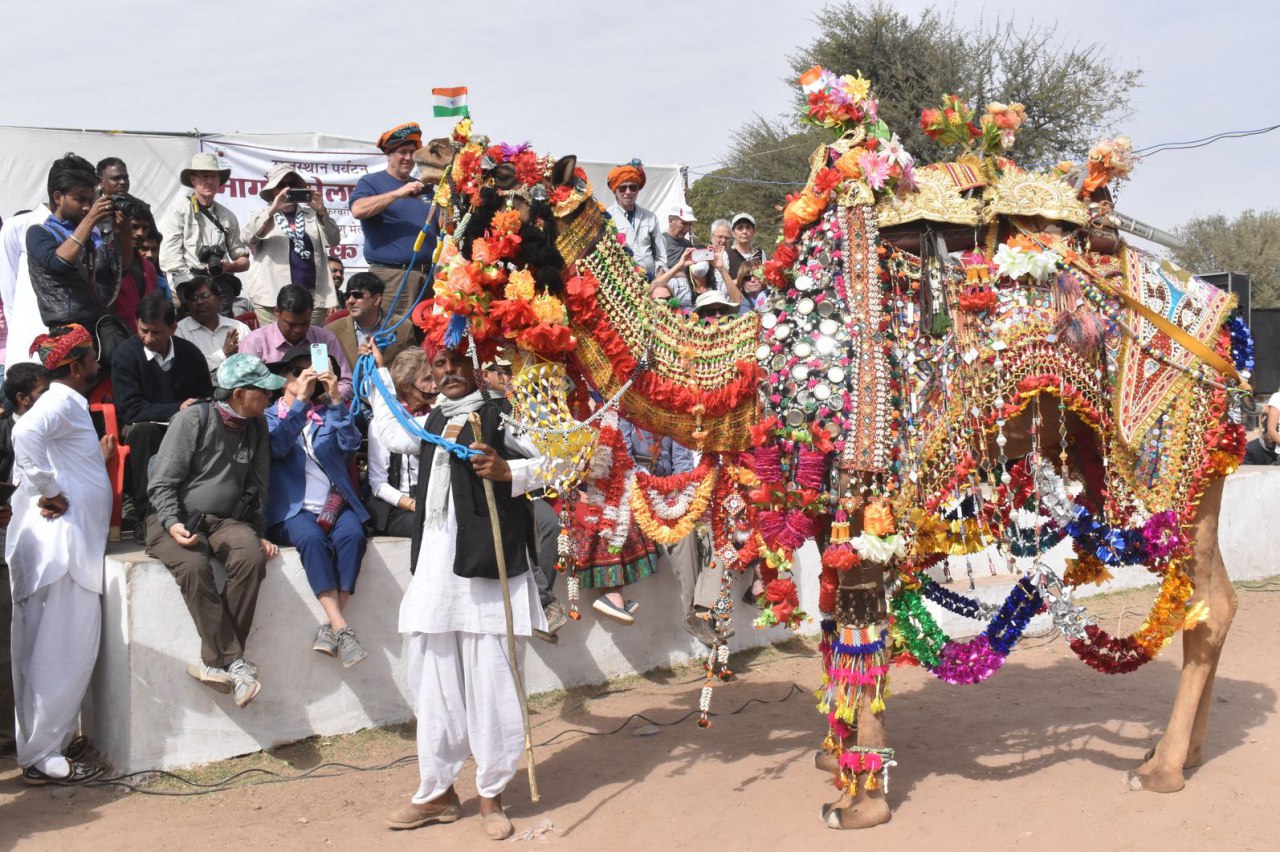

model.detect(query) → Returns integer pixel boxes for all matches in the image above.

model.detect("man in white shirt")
[372,340,553,841]
[605,161,664,280]
[173,276,251,381]
[7,324,112,785]
[0,204,54,369]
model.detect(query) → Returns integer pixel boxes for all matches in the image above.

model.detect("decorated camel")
[382,71,1251,831]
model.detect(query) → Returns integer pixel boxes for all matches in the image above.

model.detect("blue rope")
[347,201,477,460]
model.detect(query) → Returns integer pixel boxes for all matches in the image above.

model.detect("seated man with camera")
[112,295,213,543]
[144,354,281,709]
[157,153,250,294]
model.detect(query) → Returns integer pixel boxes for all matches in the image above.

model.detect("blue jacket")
[264,399,368,527]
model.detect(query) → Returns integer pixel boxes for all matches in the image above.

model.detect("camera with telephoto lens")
[110,194,150,221]
[197,245,227,278]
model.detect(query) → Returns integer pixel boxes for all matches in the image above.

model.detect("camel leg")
[1129,477,1237,792]
[822,699,892,829]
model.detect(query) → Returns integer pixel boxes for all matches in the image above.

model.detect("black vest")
[408,401,535,580]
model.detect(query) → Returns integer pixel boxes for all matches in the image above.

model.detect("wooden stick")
[469,412,540,802]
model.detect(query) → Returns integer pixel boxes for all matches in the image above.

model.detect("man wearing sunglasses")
[325,271,414,371]
[605,160,665,280]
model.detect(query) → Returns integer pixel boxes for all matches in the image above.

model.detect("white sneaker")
[229,659,261,708]
[187,661,234,694]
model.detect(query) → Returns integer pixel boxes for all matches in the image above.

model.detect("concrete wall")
[86,468,1279,773]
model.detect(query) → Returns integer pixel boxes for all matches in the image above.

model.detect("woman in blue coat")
[265,344,370,667]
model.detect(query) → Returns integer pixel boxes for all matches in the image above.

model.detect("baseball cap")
[731,212,757,228]
[667,204,697,223]
[217,354,285,391]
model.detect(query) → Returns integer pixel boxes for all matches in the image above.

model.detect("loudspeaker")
[1200,272,1251,326]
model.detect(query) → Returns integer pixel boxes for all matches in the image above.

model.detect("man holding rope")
[365,338,550,841]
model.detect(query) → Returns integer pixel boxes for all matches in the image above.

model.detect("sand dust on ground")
[2,580,1278,851]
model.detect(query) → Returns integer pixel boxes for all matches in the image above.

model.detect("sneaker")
[544,600,568,636]
[229,659,261,708]
[313,624,339,657]
[684,611,718,648]
[335,627,368,668]
[187,660,234,694]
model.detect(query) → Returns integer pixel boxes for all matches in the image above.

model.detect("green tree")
[688,0,1143,247]
[1171,210,1280,309]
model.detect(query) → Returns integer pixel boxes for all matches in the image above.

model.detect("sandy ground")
[2,580,1278,852]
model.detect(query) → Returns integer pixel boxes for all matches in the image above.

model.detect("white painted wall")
[86,468,1279,773]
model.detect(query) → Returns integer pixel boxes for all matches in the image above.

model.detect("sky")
[2,0,1276,240]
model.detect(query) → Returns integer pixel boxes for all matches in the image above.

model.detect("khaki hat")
[181,152,232,188]
[259,163,307,201]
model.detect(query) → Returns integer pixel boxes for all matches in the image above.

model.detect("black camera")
[285,187,312,203]
[197,245,227,278]
[110,194,150,221]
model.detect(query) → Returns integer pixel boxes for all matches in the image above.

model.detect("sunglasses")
[617,184,640,193]
[346,289,371,300]
[286,365,306,378]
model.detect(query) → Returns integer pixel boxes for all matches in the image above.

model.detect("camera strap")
[193,197,231,251]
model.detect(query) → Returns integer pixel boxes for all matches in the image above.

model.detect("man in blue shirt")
[351,122,439,323]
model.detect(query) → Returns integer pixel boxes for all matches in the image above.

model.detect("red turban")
[607,162,646,192]
[30,324,93,370]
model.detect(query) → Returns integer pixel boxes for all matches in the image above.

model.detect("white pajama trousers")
[407,630,525,802]
[11,575,101,771]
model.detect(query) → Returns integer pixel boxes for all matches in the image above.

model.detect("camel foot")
[821,790,891,830]
[1127,762,1186,793]
[814,750,839,774]
[1142,745,1203,770]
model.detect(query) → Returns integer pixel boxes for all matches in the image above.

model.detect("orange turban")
[377,122,423,154]
[607,162,646,192]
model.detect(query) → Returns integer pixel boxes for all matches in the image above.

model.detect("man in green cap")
[144,353,282,708]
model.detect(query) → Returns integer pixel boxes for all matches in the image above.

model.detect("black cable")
[84,683,809,796]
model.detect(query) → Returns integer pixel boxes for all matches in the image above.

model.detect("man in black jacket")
[113,295,212,541]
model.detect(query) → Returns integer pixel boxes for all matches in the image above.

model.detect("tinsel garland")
[892,578,1041,684]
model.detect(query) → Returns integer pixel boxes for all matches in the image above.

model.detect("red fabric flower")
[771,600,796,625]
[518,322,576,356]
[765,578,798,605]
[773,241,798,268]
[813,167,842,195]
[489,299,538,335]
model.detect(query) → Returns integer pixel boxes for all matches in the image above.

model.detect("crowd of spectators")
[0,136,765,792]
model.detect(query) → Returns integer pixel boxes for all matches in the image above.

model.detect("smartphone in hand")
[310,342,329,374]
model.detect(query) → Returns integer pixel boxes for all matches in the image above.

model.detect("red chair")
[325,308,349,323]
[88,379,130,543]
[236,311,260,331]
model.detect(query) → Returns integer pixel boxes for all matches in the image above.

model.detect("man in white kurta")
[370,344,548,840]
[0,204,53,368]
[6,326,111,784]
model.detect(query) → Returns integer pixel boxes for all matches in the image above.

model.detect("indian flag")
[798,66,825,93]
[432,87,469,118]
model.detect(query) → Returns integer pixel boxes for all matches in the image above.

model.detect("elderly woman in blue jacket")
[265,343,370,667]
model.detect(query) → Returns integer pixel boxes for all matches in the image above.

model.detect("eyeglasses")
[346,289,370,301]
[188,290,219,302]
[616,184,640,193]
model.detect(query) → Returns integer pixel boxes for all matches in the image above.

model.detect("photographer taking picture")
[157,152,250,294]
[25,153,132,361]
[243,165,340,327]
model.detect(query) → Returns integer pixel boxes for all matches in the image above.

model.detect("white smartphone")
[310,342,329,373]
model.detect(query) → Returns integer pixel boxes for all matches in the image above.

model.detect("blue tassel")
[443,313,467,349]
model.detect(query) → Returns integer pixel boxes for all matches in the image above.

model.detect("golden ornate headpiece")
[982,169,1089,226]
[874,165,981,229]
